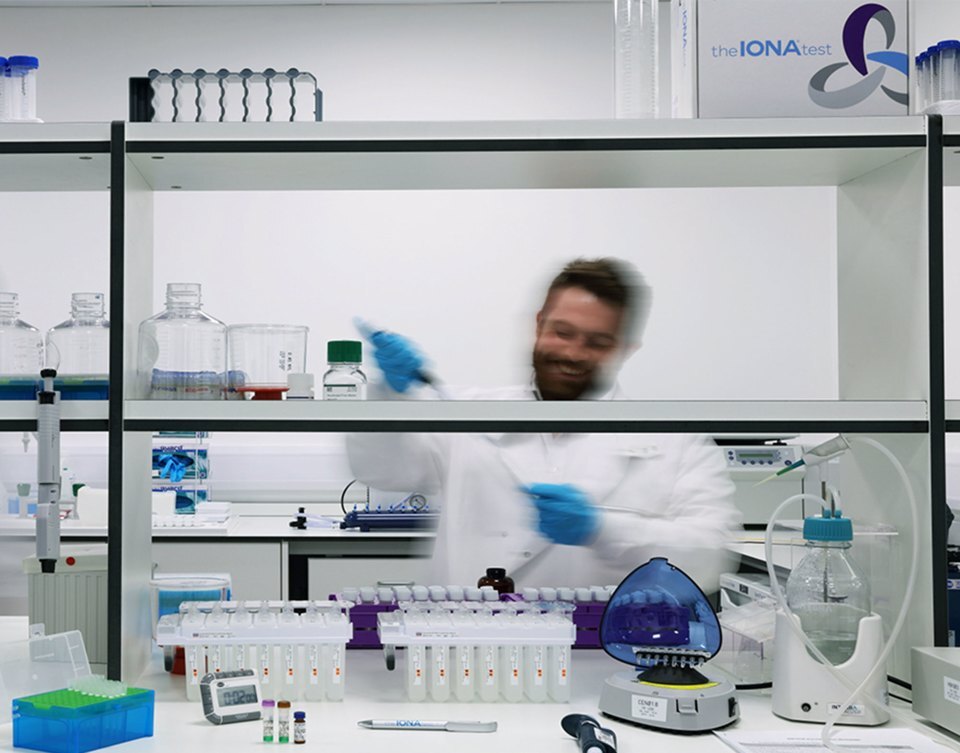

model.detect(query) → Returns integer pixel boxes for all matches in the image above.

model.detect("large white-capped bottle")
[615,0,659,118]
[46,292,110,380]
[0,292,43,398]
[138,283,226,399]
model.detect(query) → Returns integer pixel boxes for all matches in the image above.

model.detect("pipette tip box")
[12,688,154,753]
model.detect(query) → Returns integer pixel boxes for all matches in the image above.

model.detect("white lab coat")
[346,384,741,593]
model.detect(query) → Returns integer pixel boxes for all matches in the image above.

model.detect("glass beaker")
[227,324,308,400]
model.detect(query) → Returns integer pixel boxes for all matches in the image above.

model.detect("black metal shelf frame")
[92,119,949,676]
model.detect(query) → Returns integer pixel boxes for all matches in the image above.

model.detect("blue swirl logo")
[809,3,908,108]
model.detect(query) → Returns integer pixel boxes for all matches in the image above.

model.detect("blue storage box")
[13,688,154,753]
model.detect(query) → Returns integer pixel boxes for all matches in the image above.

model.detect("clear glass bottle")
[785,509,871,666]
[322,340,366,400]
[0,292,43,398]
[46,293,110,378]
[137,283,226,400]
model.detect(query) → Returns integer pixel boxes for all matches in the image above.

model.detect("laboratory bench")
[0,617,955,753]
[0,517,434,603]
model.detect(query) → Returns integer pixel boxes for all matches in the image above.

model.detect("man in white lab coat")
[346,258,740,592]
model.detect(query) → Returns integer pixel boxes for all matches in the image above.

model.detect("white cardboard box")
[697,0,910,118]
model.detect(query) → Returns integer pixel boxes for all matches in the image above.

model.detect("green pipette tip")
[751,458,806,487]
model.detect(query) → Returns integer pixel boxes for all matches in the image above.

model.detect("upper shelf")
[125,117,926,191]
[123,399,927,433]
[0,123,111,191]
[0,400,108,431]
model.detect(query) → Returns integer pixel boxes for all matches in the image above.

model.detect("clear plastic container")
[227,324,308,400]
[6,55,39,122]
[137,283,226,400]
[46,293,110,388]
[0,291,43,398]
[322,340,366,400]
[939,40,960,104]
[785,510,871,666]
[614,0,659,118]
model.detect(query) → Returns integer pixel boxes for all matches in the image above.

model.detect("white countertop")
[0,621,955,753]
[0,516,435,540]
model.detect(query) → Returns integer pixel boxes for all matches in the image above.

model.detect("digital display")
[736,452,776,459]
[217,685,258,707]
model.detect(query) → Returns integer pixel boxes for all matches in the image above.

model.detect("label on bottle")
[331,647,342,685]
[509,647,520,685]
[285,646,295,684]
[556,647,568,686]
[294,721,305,744]
[533,647,544,686]
[483,647,496,686]
[459,648,471,686]
[323,384,364,400]
[435,648,447,684]
[309,646,319,685]
[412,649,423,686]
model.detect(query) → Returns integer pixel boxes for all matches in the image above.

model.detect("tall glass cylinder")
[615,0,659,118]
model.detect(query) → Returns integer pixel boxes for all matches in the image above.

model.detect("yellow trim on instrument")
[638,681,719,690]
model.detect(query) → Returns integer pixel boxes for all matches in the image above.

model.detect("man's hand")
[522,483,601,545]
[366,330,425,393]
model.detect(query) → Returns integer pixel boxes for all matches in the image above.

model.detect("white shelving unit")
[4,116,947,683]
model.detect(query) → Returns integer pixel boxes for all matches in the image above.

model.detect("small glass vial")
[277,700,291,743]
[322,340,366,400]
[477,567,514,595]
[261,699,275,742]
[293,711,306,744]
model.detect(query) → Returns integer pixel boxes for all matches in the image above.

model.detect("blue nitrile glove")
[158,453,187,483]
[522,483,601,546]
[366,330,426,393]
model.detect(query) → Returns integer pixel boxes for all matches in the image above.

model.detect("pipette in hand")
[353,317,448,397]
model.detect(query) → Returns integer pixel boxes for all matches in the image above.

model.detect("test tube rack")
[334,584,613,650]
[377,600,577,703]
[155,600,352,703]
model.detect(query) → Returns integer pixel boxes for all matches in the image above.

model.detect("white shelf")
[945,400,960,423]
[0,400,108,423]
[0,123,111,191]
[123,399,927,428]
[125,117,925,191]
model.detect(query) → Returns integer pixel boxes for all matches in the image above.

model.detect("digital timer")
[199,669,262,725]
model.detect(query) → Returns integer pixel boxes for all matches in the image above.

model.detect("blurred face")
[533,286,626,400]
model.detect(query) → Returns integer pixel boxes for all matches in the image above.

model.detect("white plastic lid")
[429,586,447,601]
[393,586,412,601]
[341,587,359,602]
[412,586,429,601]
[377,587,395,603]
[575,587,593,602]
[522,587,540,601]
[556,588,575,601]
[539,587,558,601]
[0,630,90,724]
[359,587,377,603]
[464,587,482,601]
[446,585,464,601]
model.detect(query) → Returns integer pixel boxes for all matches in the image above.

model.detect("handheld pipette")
[353,317,449,398]
[753,434,851,487]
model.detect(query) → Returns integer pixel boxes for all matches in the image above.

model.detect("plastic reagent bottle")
[46,293,110,378]
[614,0,658,118]
[277,700,291,743]
[137,283,226,400]
[785,508,871,666]
[5,56,40,122]
[261,699,275,742]
[0,292,43,398]
[322,340,366,400]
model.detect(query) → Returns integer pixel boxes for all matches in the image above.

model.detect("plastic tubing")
[763,436,943,752]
